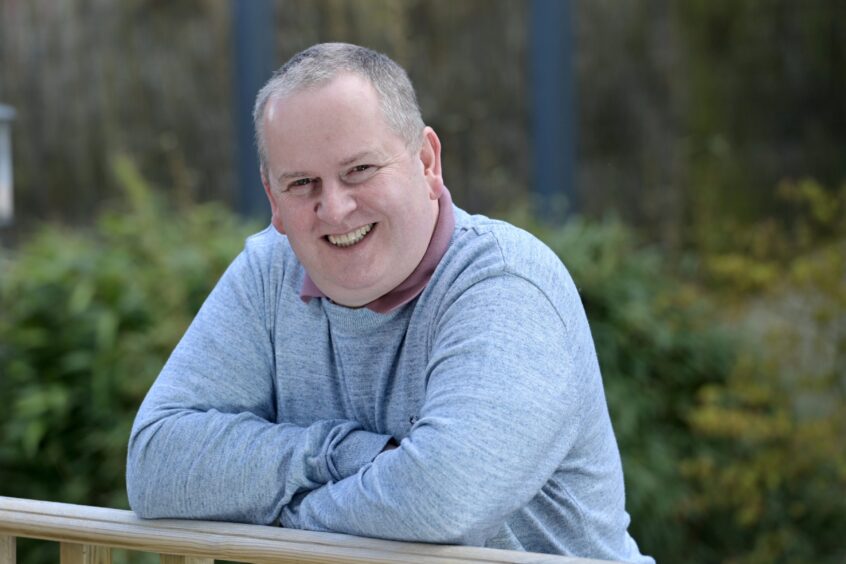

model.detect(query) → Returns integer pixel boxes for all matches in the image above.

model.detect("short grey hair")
[253,43,425,168]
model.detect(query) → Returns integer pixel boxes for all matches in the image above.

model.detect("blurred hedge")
[0,156,259,510]
[1,165,844,563]
[680,181,846,563]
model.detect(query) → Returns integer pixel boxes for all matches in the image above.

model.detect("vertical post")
[530,0,577,221]
[60,543,111,564]
[0,104,16,226]
[231,0,276,218]
[0,535,15,564]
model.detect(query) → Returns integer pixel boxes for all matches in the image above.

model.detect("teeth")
[327,223,373,247]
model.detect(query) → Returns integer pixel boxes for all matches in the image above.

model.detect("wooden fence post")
[0,535,15,564]
[60,543,111,564]
[160,555,214,564]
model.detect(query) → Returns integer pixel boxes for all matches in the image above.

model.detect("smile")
[326,223,374,247]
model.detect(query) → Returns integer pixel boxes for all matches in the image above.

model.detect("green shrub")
[680,181,846,564]
[0,156,259,511]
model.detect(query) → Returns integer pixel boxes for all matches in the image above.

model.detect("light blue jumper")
[127,207,653,563]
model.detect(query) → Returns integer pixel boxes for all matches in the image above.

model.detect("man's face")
[261,73,443,307]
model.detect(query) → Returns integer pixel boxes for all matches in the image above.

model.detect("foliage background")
[1,1,844,563]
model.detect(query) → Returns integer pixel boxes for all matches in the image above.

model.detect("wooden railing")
[0,497,613,564]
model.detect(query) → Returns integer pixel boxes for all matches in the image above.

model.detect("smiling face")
[260,72,444,308]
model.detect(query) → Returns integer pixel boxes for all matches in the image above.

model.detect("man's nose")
[314,180,357,225]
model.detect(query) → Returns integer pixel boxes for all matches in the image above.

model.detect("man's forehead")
[265,72,376,117]
[263,77,387,142]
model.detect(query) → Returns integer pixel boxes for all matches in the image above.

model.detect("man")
[127,43,652,563]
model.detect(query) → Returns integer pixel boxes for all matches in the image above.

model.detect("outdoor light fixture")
[0,103,16,226]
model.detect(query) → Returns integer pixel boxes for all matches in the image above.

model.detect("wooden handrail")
[0,496,613,564]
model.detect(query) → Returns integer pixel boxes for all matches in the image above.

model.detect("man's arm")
[280,274,594,544]
[126,248,393,525]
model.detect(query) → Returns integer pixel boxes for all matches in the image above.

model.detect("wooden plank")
[160,555,214,564]
[88,545,111,564]
[0,535,15,564]
[60,543,84,564]
[60,543,111,564]
[0,496,612,564]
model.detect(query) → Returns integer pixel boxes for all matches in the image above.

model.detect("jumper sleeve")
[126,249,392,525]
[280,274,587,544]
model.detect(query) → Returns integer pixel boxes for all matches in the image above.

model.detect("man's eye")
[286,178,314,192]
[344,165,376,183]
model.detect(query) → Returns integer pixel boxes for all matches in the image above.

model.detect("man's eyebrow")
[276,171,312,182]
[339,151,380,166]
[274,151,383,182]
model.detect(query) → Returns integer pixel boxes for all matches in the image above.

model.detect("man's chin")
[326,293,377,309]
[312,266,408,308]
[320,282,386,309]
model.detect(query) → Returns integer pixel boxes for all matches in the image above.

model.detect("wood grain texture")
[60,543,111,564]
[159,555,213,564]
[0,535,14,564]
[0,496,615,564]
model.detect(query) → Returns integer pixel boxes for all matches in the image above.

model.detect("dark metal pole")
[0,104,16,227]
[530,0,577,221]
[231,0,276,218]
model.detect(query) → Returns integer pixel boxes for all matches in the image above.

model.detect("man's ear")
[261,166,286,234]
[419,126,444,200]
